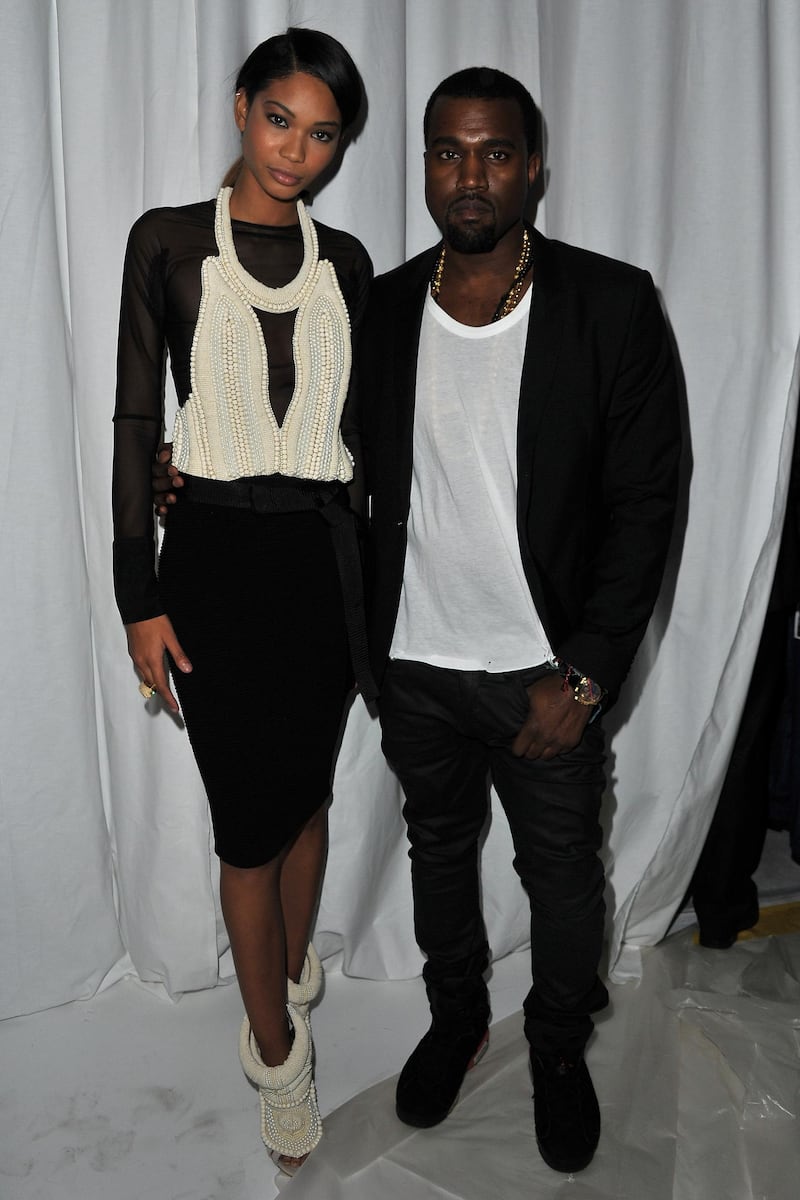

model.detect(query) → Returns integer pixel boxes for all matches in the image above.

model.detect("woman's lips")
[268,167,302,187]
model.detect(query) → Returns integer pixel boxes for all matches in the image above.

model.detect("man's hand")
[126,614,192,714]
[153,442,184,516]
[511,672,593,760]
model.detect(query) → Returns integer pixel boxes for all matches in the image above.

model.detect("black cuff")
[113,537,164,624]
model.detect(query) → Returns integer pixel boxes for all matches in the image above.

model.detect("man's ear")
[527,152,542,189]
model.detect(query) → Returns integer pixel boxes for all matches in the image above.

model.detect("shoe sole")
[395,1029,490,1128]
[270,1149,307,1176]
[535,1138,596,1174]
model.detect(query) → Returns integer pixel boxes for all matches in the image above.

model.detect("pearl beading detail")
[173,188,353,483]
[239,1004,323,1159]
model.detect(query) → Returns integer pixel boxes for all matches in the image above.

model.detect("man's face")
[424,95,540,253]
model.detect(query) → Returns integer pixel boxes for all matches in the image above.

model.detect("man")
[356,68,680,1173]
[154,67,680,1175]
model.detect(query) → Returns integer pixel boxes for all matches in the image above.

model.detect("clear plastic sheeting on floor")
[283,931,800,1200]
[2,931,798,1200]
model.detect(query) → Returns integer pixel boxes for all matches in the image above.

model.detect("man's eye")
[439,150,459,161]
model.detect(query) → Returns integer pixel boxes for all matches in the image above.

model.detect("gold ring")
[138,681,157,700]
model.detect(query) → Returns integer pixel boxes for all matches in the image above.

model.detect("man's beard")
[443,214,498,254]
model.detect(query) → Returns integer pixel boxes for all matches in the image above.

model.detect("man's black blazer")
[357,229,681,702]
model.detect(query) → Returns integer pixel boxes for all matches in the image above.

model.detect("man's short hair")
[423,67,540,155]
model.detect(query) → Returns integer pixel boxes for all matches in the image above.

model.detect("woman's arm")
[112,212,191,709]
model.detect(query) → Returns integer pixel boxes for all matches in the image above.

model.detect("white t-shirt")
[389,287,553,672]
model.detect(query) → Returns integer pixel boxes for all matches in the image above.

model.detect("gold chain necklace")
[430,226,533,322]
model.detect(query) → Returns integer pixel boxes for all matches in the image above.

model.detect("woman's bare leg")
[219,803,329,1064]
[281,805,328,982]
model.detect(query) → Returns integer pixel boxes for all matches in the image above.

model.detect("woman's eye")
[312,130,333,142]
[267,113,288,128]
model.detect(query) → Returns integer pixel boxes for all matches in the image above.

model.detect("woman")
[112,28,373,1174]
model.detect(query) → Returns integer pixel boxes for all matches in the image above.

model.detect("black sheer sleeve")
[329,232,373,525]
[112,212,167,623]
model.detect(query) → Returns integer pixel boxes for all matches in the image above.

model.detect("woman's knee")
[219,855,282,890]
[294,801,329,845]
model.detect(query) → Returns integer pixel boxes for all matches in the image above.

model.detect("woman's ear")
[234,89,249,133]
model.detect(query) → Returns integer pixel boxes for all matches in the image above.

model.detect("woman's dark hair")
[236,27,364,131]
[423,67,540,155]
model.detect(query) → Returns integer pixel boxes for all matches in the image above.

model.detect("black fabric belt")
[180,474,378,702]
[181,473,336,512]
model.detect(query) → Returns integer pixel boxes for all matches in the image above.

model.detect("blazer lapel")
[516,231,567,515]
[388,248,439,504]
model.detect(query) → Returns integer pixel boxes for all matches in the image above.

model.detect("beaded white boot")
[286,943,323,1025]
[238,1002,322,1173]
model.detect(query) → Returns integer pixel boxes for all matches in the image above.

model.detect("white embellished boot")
[238,1002,322,1172]
[287,943,323,1026]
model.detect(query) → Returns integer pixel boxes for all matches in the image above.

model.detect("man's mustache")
[448,194,494,215]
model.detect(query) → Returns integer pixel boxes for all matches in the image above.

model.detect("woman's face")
[232,71,343,223]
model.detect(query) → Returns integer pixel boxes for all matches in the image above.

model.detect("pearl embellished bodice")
[112,193,372,624]
[173,188,354,483]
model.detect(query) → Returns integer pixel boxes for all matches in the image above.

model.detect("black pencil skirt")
[158,497,353,867]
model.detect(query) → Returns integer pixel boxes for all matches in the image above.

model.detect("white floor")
[2,830,799,1200]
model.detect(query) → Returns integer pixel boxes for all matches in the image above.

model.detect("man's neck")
[432,222,531,328]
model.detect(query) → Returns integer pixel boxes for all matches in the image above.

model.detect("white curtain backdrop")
[2,0,799,1019]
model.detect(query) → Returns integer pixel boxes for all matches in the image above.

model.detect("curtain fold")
[2,0,799,1018]
[0,0,124,1017]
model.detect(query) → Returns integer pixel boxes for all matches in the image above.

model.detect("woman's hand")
[125,615,192,714]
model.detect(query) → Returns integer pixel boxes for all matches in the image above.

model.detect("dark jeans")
[380,658,609,1056]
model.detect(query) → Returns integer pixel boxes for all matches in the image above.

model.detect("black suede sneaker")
[530,1052,600,1173]
[698,899,759,949]
[395,1024,490,1127]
